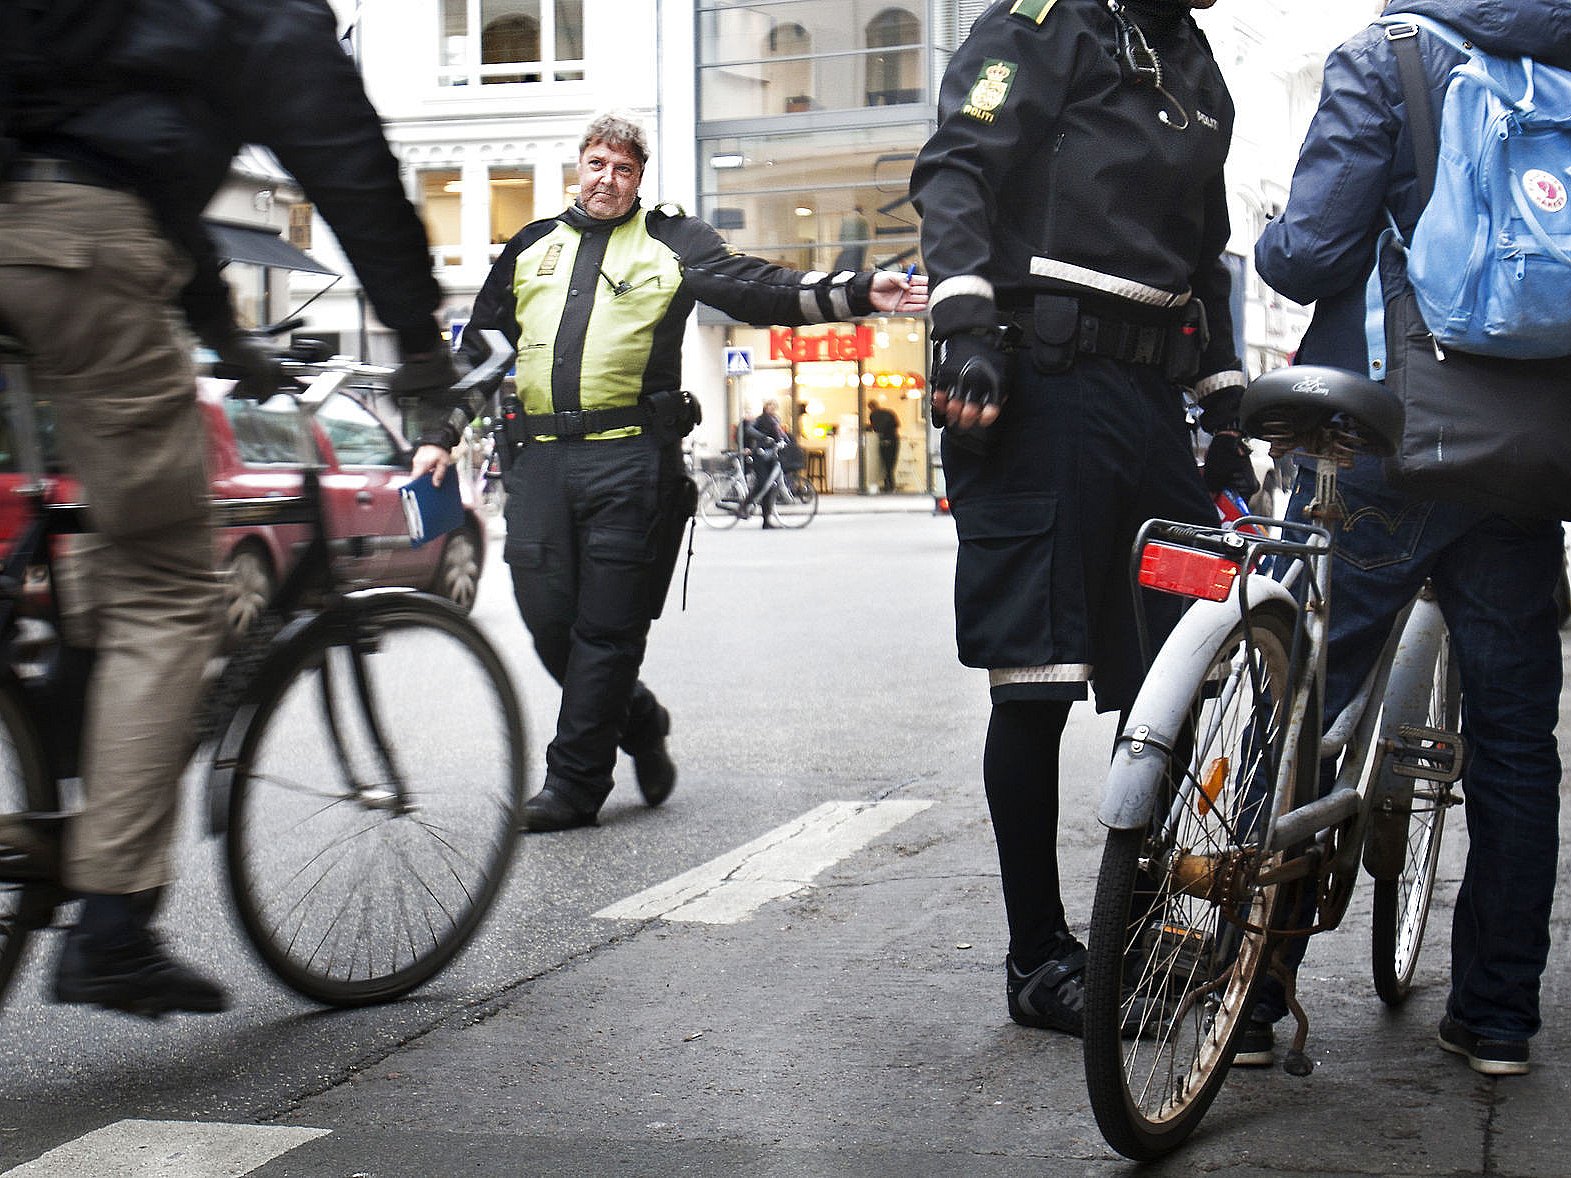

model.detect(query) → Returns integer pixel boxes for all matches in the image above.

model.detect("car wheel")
[224,545,274,640]
[433,526,480,613]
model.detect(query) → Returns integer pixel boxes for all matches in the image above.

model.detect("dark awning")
[204,219,338,277]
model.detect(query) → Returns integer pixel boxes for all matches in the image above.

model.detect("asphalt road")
[1,509,1567,1176]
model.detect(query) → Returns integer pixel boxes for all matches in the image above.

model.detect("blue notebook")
[398,471,464,549]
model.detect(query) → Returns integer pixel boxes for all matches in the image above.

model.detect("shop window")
[865,9,921,106]
[439,0,584,87]
[417,169,463,269]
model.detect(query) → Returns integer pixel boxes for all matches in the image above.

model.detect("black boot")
[630,707,676,807]
[52,891,229,1017]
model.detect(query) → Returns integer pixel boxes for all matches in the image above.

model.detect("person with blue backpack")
[1247,0,1571,1077]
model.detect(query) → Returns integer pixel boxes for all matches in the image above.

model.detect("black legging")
[983,698,1074,972]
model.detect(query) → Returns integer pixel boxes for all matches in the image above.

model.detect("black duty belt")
[3,157,127,191]
[519,405,648,437]
[1074,314,1170,366]
[1001,306,1174,367]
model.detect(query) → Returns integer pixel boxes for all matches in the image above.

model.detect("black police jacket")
[912,0,1243,404]
[1,0,441,353]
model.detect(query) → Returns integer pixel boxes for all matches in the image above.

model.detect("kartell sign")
[768,325,874,363]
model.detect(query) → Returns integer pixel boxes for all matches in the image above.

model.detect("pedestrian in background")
[911,0,1246,1035]
[867,397,900,493]
[0,0,456,1016]
[425,112,925,833]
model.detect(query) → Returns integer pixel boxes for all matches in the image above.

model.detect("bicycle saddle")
[1241,365,1403,459]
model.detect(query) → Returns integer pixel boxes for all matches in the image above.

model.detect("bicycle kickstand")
[1268,948,1315,1076]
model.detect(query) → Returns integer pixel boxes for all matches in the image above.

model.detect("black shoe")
[521,788,597,833]
[52,926,229,1017]
[1438,1014,1530,1076]
[1007,938,1086,1036]
[1232,1018,1276,1067]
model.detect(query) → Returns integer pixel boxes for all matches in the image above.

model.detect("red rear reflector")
[1139,543,1240,601]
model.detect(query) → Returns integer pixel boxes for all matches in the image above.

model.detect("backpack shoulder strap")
[1384,22,1441,205]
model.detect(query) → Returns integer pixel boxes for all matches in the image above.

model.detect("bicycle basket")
[780,442,806,472]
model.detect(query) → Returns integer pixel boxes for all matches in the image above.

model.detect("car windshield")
[314,391,402,467]
[224,394,322,465]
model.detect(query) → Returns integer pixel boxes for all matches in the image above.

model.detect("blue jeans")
[1257,456,1562,1041]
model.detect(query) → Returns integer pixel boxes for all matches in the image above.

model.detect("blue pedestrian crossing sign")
[723,346,753,377]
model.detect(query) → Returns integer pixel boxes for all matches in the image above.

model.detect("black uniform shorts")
[943,355,1216,713]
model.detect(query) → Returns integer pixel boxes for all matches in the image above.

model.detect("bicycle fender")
[1098,574,1299,831]
[1362,595,1449,880]
[203,610,323,837]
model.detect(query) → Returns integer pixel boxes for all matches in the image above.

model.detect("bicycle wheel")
[768,472,818,529]
[1084,604,1300,1161]
[698,474,744,529]
[1370,631,1460,1006]
[224,592,525,1005]
[0,674,60,1009]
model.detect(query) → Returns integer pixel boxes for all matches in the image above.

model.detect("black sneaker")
[1007,938,1087,1036]
[52,928,229,1018]
[520,788,597,833]
[1232,1018,1276,1067]
[1438,1014,1530,1076]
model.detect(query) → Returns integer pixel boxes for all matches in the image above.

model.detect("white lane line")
[1,1120,328,1177]
[594,799,934,925]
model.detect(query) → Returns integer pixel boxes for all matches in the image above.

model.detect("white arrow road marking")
[594,799,934,925]
[1,1120,328,1177]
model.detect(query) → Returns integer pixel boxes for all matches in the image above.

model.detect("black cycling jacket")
[2,0,441,352]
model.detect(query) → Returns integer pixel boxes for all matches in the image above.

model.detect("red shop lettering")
[768,325,874,363]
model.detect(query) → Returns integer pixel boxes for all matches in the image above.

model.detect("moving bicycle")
[0,331,527,1013]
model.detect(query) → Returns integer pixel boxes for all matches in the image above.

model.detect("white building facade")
[284,0,1382,483]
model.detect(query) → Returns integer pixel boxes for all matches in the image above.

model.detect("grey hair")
[580,112,649,166]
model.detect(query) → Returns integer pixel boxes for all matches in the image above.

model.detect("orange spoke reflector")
[1139,543,1240,601]
[1199,756,1229,815]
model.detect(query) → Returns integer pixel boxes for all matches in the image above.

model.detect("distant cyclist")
[0,0,459,1017]
[736,400,790,528]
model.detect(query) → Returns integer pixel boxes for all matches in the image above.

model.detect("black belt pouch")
[1030,294,1080,374]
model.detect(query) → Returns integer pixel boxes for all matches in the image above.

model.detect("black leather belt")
[519,404,648,437]
[3,157,126,190]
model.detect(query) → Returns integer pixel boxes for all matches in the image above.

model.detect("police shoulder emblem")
[963,59,1017,124]
[1009,0,1060,24]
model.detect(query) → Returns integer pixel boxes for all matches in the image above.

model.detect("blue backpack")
[1373,14,1571,361]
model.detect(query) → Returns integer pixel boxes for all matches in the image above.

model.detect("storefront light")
[710,154,744,169]
[861,373,874,386]
[794,206,814,217]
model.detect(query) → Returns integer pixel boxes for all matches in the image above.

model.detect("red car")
[0,369,486,637]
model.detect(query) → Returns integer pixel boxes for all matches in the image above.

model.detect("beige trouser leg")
[0,181,222,894]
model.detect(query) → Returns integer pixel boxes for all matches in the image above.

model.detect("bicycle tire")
[1370,630,1460,1006]
[1084,604,1300,1161]
[0,674,61,1010]
[769,473,818,529]
[697,474,744,529]
[224,591,525,1006]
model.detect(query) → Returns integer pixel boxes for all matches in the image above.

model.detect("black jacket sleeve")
[650,210,876,325]
[227,0,444,355]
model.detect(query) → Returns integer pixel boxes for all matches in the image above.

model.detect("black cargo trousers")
[503,430,688,815]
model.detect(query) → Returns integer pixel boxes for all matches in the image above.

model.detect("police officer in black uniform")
[911,0,1248,1035]
[416,113,925,832]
